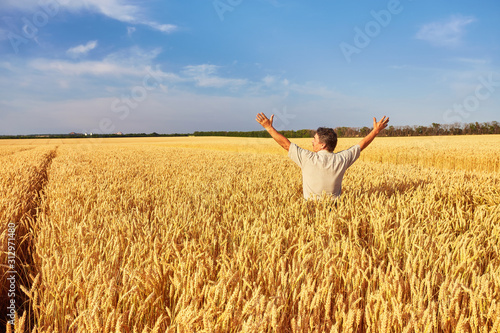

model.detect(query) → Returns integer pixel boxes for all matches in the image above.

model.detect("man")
[255,113,389,200]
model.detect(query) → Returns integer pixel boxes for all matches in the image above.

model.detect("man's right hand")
[256,113,275,129]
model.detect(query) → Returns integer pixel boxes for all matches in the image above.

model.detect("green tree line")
[194,121,500,138]
[1,121,499,139]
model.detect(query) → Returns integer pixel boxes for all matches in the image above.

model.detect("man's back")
[288,143,360,199]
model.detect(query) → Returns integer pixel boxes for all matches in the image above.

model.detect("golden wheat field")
[1,135,500,333]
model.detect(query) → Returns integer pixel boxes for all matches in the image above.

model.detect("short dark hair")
[316,127,338,152]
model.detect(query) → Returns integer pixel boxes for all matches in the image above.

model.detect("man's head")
[313,127,337,152]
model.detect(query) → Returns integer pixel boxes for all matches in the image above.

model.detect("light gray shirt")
[288,143,361,199]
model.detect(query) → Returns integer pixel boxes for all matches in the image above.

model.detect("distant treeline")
[1,121,499,139]
[0,132,189,139]
[193,129,315,138]
[338,121,500,137]
[194,121,500,137]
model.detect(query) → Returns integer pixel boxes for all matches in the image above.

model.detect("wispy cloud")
[25,52,253,92]
[262,75,277,86]
[183,64,219,77]
[67,40,98,57]
[30,59,142,76]
[71,0,179,33]
[452,57,490,65]
[2,0,177,34]
[145,22,178,34]
[182,65,248,88]
[29,47,163,77]
[103,47,162,67]
[416,15,475,47]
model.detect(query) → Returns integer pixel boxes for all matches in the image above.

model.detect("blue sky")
[0,0,499,135]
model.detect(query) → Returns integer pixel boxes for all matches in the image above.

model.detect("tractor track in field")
[16,147,58,223]
[1,147,58,330]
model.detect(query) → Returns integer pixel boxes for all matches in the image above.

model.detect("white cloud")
[289,81,346,100]
[389,65,409,70]
[2,0,177,34]
[103,47,162,67]
[28,47,178,79]
[74,0,179,33]
[183,64,248,88]
[262,75,276,85]
[25,50,252,91]
[67,40,98,57]
[183,64,219,76]
[416,15,475,47]
[30,59,141,76]
[27,59,182,87]
[452,58,490,65]
[146,22,178,34]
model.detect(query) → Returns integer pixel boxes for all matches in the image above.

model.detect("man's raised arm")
[358,116,390,151]
[256,113,291,151]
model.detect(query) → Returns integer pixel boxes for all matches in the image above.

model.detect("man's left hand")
[373,116,389,133]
